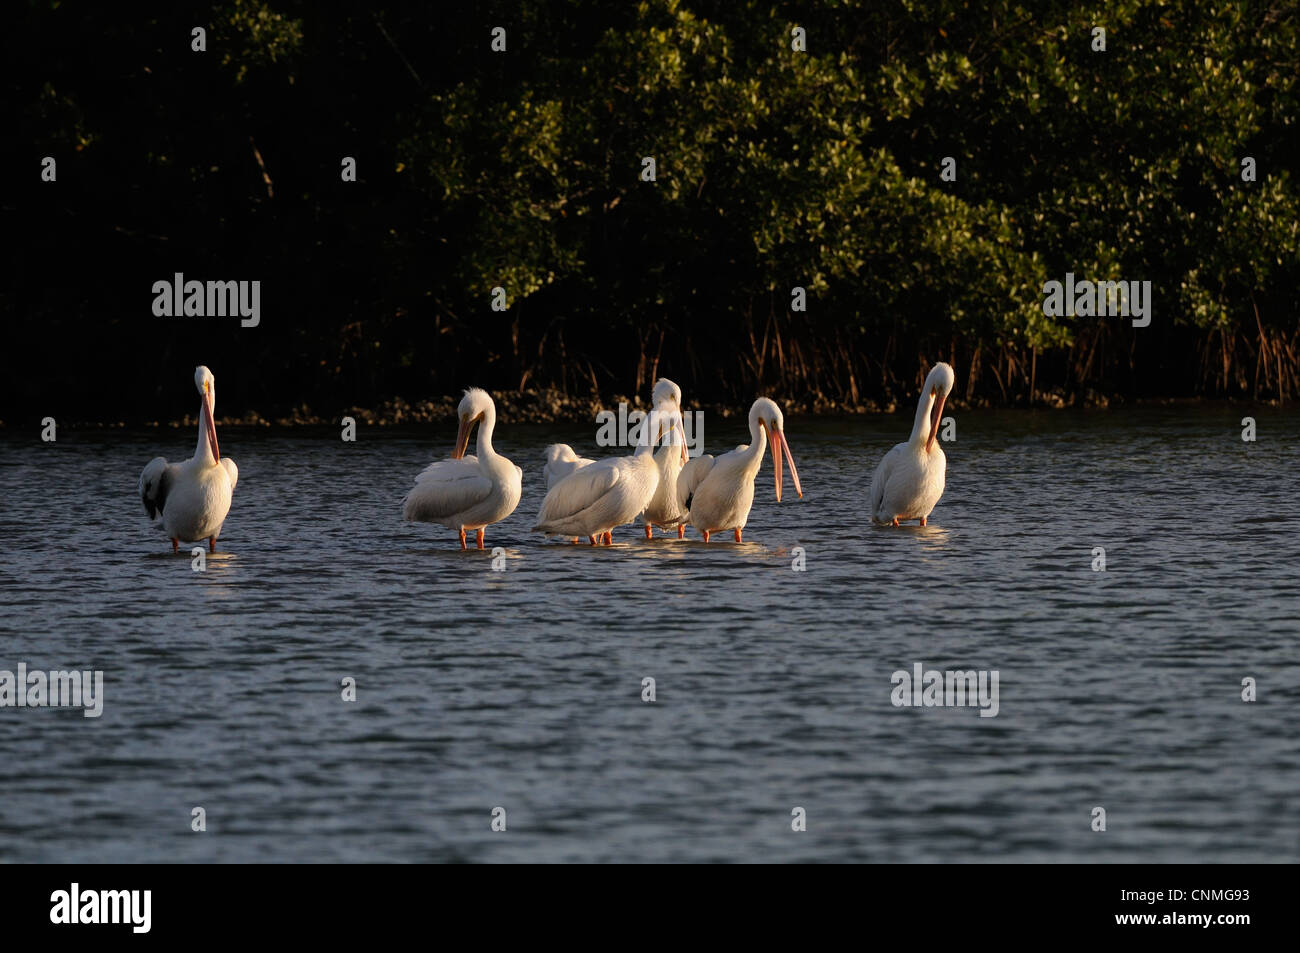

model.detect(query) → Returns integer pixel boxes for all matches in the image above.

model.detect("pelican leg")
[603,531,612,546]
[171,537,179,554]
[644,525,653,540]
[677,525,685,539]
[734,528,743,543]
[476,528,485,550]
[891,517,900,527]
[702,530,711,544]
[919,516,928,527]
[208,536,216,553]
[458,528,467,550]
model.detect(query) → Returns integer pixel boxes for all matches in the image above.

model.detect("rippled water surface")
[1,407,1297,862]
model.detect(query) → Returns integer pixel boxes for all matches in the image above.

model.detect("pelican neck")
[740,413,768,469]
[194,399,216,464]
[909,391,935,446]
[475,408,498,459]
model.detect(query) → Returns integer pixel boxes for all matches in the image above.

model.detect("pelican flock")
[139,365,239,552]
[533,379,684,545]
[135,363,961,554]
[403,388,522,549]
[868,362,955,526]
[673,397,802,543]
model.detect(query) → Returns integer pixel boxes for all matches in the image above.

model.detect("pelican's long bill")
[654,409,689,464]
[925,388,947,453]
[453,413,479,459]
[769,427,802,502]
[203,385,220,461]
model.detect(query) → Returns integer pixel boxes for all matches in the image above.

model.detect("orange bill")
[771,429,801,501]
[926,392,947,452]
[203,389,220,461]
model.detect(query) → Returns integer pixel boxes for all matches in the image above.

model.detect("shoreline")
[0,391,1286,431]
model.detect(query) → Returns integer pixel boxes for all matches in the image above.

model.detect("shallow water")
[1,406,1297,862]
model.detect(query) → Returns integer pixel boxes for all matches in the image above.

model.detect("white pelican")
[541,445,596,543]
[641,378,689,538]
[533,393,681,545]
[138,365,239,553]
[542,444,595,489]
[673,397,801,543]
[868,362,955,526]
[402,388,522,550]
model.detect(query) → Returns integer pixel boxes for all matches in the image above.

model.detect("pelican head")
[750,397,802,502]
[652,377,682,409]
[922,362,956,453]
[544,444,576,467]
[453,387,494,459]
[651,378,687,463]
[194,365,219,461]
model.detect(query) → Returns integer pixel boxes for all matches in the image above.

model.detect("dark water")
[1,407,1297,863]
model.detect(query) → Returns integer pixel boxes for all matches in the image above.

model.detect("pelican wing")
[534,461,621,527]
[138,457,176,520]
[868,443,903,522]
[675,454,716,514]
[411,454,478,484]
[402,455,494,522]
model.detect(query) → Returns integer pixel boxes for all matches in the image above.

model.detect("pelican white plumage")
[868,362,955,526]
[641,378,689,539]
[402,388,522,550]
[673,397,801,543]
[138,365,239,553]
[542,444,595,489]
[533,392,681,545]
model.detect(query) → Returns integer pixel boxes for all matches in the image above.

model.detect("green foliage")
[8,0,1298,416]
[213,0,304,83]
[403,0,1297,376]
